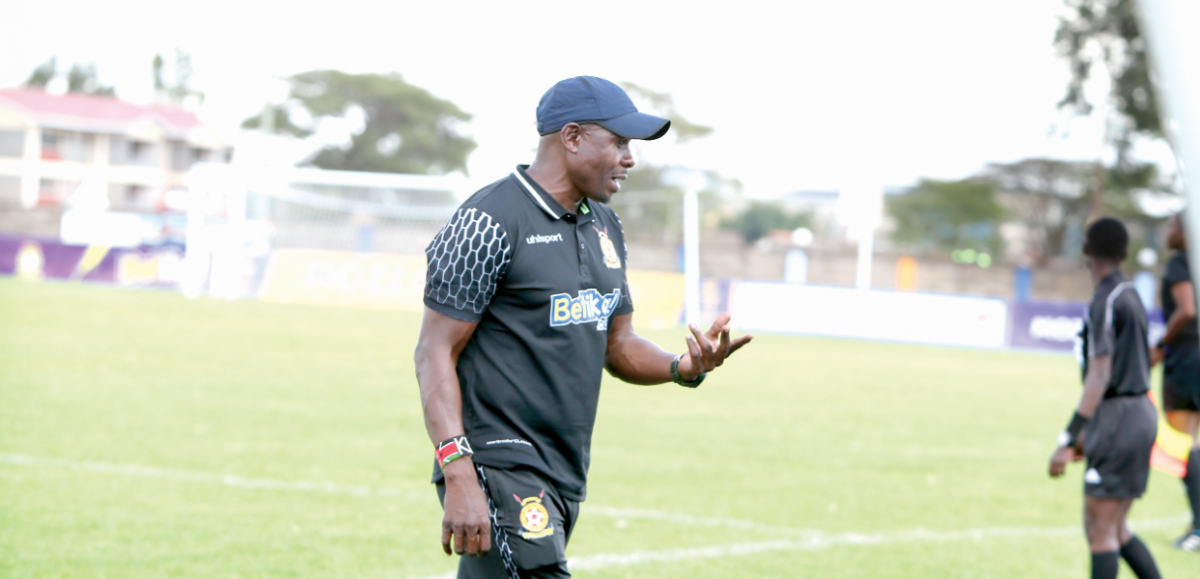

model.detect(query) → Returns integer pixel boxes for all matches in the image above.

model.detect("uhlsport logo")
[526,233,563,245]
[513,489,554,540]
[550,288,621,331]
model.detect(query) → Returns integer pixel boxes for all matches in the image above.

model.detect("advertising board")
[730,281,1009,349]
[0,234,182,288]
[257,249,429,310]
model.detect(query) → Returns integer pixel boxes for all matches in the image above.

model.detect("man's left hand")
[678,313,754,380]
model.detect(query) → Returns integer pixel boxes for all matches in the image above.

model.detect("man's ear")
[560,123,584,154]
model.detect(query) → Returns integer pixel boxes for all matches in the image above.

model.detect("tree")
[1056,0,1160,160]
[23,57,115,96]
[153,49,204,105]
[1055,0,1175,220]
[720,201,811,244]
[24,57,56,88]
[65,63,116,96]
[242,70,475,175]
[887,178,1007,256]
[600,83,738,245]
[983,157,1167,264]
[607,165,738,244]
[620,82,715,144]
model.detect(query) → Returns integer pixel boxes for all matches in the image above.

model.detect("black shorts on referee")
[1083,394,1157,499]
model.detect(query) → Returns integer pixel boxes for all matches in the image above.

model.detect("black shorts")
[1083,395,1157,499]
[437,465,579,579]
[1163,344,1200,412]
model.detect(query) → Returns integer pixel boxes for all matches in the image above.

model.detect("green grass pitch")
[0,278,1195,578]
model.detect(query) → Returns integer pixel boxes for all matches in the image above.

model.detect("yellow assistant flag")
[1148,391,1193,477]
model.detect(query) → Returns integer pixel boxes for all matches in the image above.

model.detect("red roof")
[0,88,204,138]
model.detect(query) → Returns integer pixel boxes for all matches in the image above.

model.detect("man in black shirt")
[1150,212,1200,551]
[415,76,753,578]
[1049,217,1162,579]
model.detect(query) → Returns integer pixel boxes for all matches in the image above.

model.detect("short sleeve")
[1088,295,1113,358]
[423,207,513,322]
[1165,253,1191,287]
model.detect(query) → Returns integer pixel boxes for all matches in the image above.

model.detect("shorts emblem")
[513,489,554,539]
[1084,468,1102,484]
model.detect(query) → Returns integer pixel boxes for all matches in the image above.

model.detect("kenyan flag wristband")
[436,435,474,469]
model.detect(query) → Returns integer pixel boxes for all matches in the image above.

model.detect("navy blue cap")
[536,76,671,141]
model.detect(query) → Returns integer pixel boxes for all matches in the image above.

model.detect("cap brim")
[596,112,671,141]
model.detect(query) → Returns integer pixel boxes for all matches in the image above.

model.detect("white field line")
[4,452,1189,578]
[0,452,425,500]
[409,515,1190,579]
[0,453,800,532]
[584,506,821,537]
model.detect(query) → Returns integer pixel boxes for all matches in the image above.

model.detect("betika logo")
[526,233,563,245]
[550,288,621,331]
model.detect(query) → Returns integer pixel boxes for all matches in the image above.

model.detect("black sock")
[1119,535,1161,579]
[1186,450,1200,528]
[1091,551,1119,579]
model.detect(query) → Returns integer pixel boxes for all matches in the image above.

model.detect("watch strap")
[671,353,706,388]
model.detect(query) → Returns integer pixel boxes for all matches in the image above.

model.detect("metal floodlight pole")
[683,186,701,327]
[1137,0,1200,314]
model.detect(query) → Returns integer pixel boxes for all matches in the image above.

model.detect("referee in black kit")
[1049,217,1162,579]
[414,76,753,578]
[1150,212,1200,551]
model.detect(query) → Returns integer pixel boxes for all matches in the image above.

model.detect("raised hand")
[678,312,754,380]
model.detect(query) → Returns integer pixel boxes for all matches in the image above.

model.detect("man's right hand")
[441,458,492,556]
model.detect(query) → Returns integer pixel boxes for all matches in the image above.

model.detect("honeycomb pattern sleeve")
[423,207,513,322]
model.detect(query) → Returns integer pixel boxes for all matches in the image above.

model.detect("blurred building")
[0,88,229,238]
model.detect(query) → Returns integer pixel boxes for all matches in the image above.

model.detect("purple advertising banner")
[1009,300,1086,352]
[0,234,183,288]
[1009,299,1166,352]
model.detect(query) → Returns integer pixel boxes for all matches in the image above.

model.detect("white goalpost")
[1137,0,1200,315]
[181,163,471,300]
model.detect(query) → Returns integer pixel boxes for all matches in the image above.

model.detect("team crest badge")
[513,490,555,539]
[593,226,622,269]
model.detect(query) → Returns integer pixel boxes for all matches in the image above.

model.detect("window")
[38,130,91,162]
[37,178,79,206]
[110,138,158,166]
[40,131,59,160]
[0,130,24,158]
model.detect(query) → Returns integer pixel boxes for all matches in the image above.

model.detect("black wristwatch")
[670,354,706,388]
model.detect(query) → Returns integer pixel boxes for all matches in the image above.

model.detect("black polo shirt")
[423,165,633,501]
[1082,271,1150,396]
[1161,251,1199,348]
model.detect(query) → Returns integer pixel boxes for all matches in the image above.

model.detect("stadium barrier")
[0,234,183,288]
[1,235,1168,353]
[1008,299,1165,354]
[729,280,1009,349]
